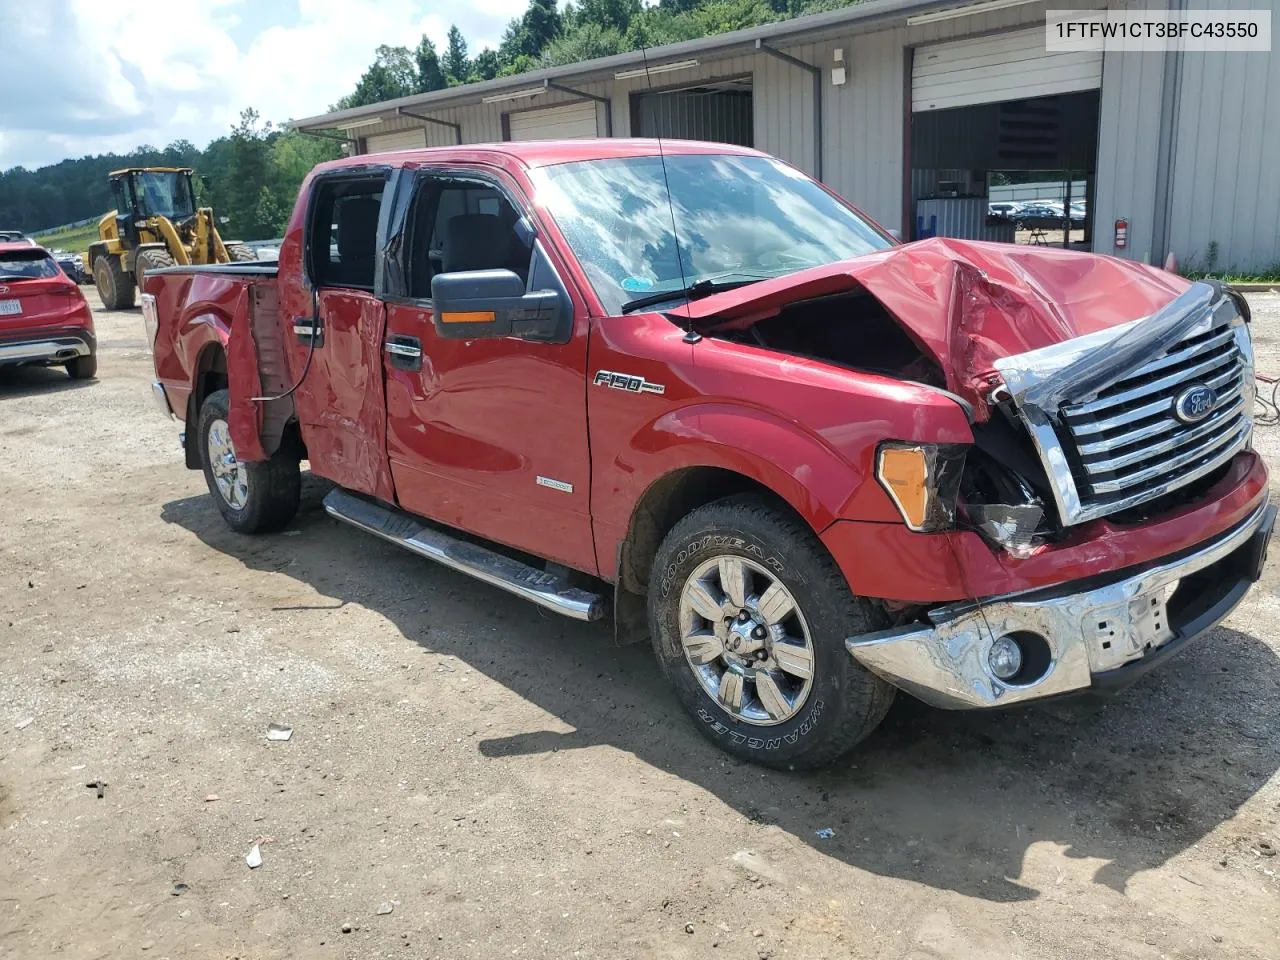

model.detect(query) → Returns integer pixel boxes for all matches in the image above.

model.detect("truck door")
[381,169,597,575]
[287,172,395,501]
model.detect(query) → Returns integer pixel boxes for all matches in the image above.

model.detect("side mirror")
[430,268,569,342]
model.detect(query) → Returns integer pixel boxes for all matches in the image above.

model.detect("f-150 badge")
[593,370,666,395]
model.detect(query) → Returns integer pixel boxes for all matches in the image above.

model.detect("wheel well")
[183,343,228,469]
[611,467,801,645]
[617,467,796,596]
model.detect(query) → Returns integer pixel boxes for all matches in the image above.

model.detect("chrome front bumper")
[0,337,91,365]
[847,499,1274,709]
[151,380,174,419]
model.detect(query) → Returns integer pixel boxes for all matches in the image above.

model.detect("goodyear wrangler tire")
[197,389,300,535]
[649,494,895,770]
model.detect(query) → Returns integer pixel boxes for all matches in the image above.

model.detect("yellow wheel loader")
[87,167,256,309]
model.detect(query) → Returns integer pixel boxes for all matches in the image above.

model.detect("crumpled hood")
[678,238,1191,414]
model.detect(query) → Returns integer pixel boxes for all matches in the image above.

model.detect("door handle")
[384,335,422,371]
[293,317,324,347]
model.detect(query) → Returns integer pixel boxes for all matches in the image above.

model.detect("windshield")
[0,251,59,280]
[531,154,892,315]
[132,171,196,220]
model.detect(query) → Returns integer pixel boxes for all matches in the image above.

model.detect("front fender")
[592,401,907,583]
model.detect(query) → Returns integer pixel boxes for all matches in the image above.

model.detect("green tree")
[415,35,447,91]
[336,45,418,109]
[688,0,777,34]
[543,22,625,65]
[473,47,500,80]
[499,0,563,62]
[443,25,470,83]
[570,0,641,34]
[224,108,273,239]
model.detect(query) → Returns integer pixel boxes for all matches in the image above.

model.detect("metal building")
[293,0,1280,273]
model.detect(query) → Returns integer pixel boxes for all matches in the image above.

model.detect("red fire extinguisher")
[1114,218,1129,249]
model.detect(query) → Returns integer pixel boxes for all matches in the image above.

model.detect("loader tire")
[134,248,174,294]
[94,255,135,310]
[225,243,257,263]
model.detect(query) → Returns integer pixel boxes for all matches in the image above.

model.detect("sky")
[0,0,530,172]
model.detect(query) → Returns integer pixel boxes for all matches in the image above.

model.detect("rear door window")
[306,177,388,291]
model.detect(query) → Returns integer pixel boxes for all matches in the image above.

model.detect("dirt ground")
[2,287,1278,960]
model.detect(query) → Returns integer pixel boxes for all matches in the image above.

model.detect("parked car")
[0,243,97,379]
[143,141,1271,770]
[1013,202,1063,225]
[987,201,1022,219]
[0,230,34,245]
[50,248,89,284]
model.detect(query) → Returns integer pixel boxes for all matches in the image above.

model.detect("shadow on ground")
[161,480,1280,903]
[0,364,94,399]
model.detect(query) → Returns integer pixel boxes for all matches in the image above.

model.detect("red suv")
[0,243,97,380]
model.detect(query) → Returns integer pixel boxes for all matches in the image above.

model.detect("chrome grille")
[1057,312,1250,515]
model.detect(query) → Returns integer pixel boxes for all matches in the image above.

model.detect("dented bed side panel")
[146,268,281,462]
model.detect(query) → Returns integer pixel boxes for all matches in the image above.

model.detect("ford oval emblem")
[1174,384,1215,424]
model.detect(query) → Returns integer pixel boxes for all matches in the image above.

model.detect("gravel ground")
[1,289,1277,960]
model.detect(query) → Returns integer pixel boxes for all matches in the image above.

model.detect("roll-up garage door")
[507,100,598,141]
[365,129,427,152]
[912,28,1102,112]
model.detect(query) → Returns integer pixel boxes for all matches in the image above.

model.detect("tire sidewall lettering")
[660,534,788,599]
[694,699,825,750]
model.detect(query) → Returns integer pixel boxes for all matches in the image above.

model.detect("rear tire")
[134,248,174,293]
[93,255,135,310]
[225,243,257,263]
[66,354,97,380]
[648,494,895,770]
[197,389,300,534]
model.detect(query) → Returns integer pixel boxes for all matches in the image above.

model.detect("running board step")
[322,489,606,622]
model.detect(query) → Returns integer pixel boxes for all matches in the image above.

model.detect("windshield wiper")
[619,276,767,314]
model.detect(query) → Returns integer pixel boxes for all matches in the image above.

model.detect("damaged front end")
[990,280,1256,527]
[846,279,1270,709]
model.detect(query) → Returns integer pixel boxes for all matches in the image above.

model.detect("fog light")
[988,635,1023,680]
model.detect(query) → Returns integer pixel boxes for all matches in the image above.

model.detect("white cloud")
[0,0,529,171]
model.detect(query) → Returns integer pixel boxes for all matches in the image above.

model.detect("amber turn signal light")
[439,311,495,324]
[875,442,967,532]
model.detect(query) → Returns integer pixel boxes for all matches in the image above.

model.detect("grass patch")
[32,222,101,258]
[1181,269,1280,284]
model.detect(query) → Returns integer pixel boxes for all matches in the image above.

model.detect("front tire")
[224,243,257,263]
[197,389,300,534]
[93,255,135,309]
[649,495,895,770]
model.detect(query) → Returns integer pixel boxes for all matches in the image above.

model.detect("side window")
[405,178,533,300]
[307,177,385,291]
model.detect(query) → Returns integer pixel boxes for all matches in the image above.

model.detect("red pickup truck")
[144,140,1272,769]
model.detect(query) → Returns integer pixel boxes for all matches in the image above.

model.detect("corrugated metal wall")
[1165,0,1280,272]
[633,87,753,145]
[1093,0,1171,264]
